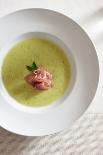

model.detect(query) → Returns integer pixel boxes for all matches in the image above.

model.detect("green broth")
[2,38,71,107]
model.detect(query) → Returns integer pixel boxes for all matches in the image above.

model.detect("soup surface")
[2,38,71,107]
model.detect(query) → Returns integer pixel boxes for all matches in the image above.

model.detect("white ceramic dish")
[0,8,99,136]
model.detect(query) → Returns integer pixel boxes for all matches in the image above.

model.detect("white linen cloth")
[0,0,103,154]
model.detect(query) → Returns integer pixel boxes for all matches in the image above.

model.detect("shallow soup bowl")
[0,9,99,136]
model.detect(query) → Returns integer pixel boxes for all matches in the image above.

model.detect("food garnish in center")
[25,62,53,90]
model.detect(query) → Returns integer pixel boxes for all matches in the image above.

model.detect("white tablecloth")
[0,0,103,154]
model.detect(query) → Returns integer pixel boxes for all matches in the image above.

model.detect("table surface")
[0,0,103,155]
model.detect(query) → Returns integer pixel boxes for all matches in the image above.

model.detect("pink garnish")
[25,67,53,90]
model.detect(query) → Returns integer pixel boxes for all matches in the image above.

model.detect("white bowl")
[0,9,99,136]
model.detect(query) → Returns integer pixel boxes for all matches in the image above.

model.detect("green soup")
[2,38,71,107]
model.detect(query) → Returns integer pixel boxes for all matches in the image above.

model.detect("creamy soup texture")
[2,38,71,107]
